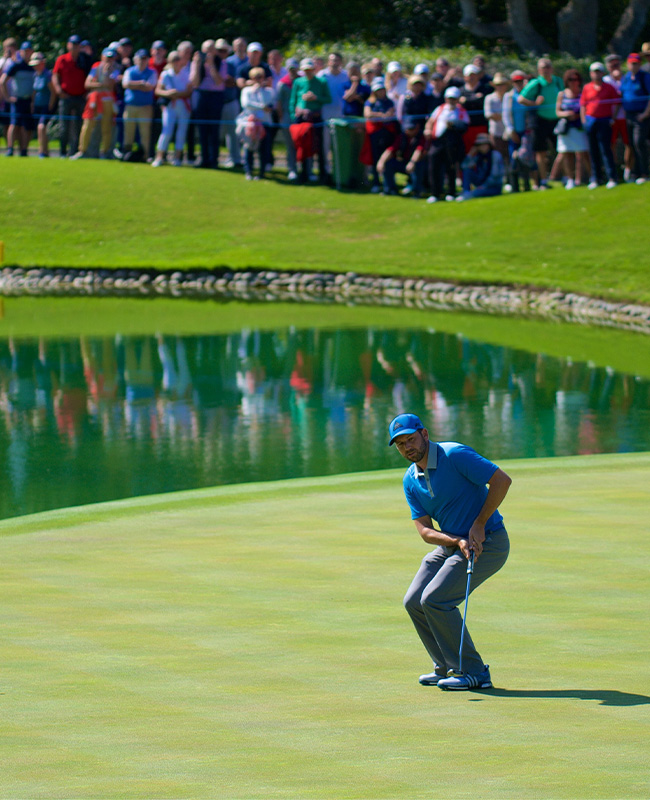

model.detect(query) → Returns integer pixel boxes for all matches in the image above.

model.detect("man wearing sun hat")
[388,412,511,690]
[620,52,650,182]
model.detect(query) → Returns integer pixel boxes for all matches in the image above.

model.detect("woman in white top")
[153,51,193,166]
[237,66,275,179]
[483,72,510,164]
[385,61,408,106]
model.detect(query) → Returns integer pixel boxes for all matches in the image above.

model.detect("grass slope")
[2,159,650,303]
[1,453,649,799]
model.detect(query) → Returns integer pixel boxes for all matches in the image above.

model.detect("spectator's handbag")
[45,116,63,142]
[553,117,569,135]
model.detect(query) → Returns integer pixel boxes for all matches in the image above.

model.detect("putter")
[448,549,475,678]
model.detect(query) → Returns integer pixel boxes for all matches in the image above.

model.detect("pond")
[1,324,648,520]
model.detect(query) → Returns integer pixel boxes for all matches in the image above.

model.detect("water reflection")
[1,328,648,520]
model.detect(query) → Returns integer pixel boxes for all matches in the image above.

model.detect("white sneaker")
[287,170,298,181]
[151,158,164,168]
[565,179,575,190]
[401,185,413,196]
[588,181,598,190]
[636,176,646,185]
[445,195,455,202]
[503,183,513,193]
[455,194,465,202]
[606,180,617,189]
[426,195,438,204]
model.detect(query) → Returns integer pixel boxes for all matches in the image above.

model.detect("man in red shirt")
[580,61,621,188]
[52,35,88,156]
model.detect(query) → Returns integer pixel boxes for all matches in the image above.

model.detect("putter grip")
[467,552,475,574]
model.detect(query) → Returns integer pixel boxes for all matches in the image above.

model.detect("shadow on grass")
[478,688,650,706]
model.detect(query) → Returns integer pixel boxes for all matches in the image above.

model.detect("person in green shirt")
[518,58,564,188]
[290,57,331,182]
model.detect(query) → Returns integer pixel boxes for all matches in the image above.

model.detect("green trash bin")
[329,117,367,190]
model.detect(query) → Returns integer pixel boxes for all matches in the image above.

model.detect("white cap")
[387,61,402,73]
[589,61,605,72]
[300,57,314,70]
[444,86,461,99]
[247,41,263,53]
[413,63,429,74]
[463,64,481,76]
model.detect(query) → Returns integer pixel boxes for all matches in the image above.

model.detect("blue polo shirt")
[402,441,503,537]
[620,71,650,113]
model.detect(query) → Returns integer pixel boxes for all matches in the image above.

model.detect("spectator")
[52,35,88,157]
[276,56,299,180]
[435,56,463,88]
[342,62,370,117]
[1,41,35,157]
[472,54,493,91]
[370,58,384,77]
[121,48,157,161]
[428,71,446,113]
[318,52,348,180]
[236,42,271,89]
[238,66,275,180]
[554,69,589,189]
[604,53,634,181]
[580,61,621,189]
[385,61,407,106]
[398,74,429,126]
[1,38,18,144]
[484,72,510,164]
[117,38,133,69]
[191,39,227,169]
[266,49,287,170]
[215,39,240,169]
[620,53,650,183]
[148,40,167,153]
[377,115,426,197]
[362,77,397,193]
[113,38,132,150]
[176,41,196,165]
[502,70,530,192]
[228,38,248,73]
[458,131,504,200]
[641,42,650,73]
[459,64,489,152]
[289,57,331,183]
[30,52,55,158]
[518,58,564,189]
[153,50,193,167]
[71,47,119,160]
[425,85,469,203]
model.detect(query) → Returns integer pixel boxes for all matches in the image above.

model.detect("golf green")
[2,453,649,799]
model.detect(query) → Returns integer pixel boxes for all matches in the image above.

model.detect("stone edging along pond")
[1,266,649,335]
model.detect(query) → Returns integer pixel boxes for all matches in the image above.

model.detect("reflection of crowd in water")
[0,328,648,517]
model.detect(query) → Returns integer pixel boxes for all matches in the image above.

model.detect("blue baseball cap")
[20,41,33,50]
[68,35,81,44]
[388,413,424,446]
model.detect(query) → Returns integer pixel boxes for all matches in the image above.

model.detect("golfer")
[389,413,511,690]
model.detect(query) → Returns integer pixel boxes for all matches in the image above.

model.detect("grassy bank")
[1,452,649,798]
[2,159,650,304]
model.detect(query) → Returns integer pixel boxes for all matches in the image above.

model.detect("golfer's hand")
[468,521,485,558]
[457,538,472,560]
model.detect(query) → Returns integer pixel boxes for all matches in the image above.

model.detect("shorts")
[557,126,588,153]
[611,117,629,145]
[533,116,557,153]
[10,97,34,129]
[33,105,51,126]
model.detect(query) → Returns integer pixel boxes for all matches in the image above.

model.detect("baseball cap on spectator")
[20,41,33,50]
[119,37,132,46]
[413,63,429,75]
[68,35,81,44]
[135,48,148,59]
[108,41,120,50]
[605,53,621,64]
[387,61,402,73]
[371,77,385,91]
[300,57,314,70]
[286,57,299,69]
[492,72,510,85]
[431,72,444,81]
[589,61,605,72]
[102,47,117,57]
[510,69,526,81]
[152,40,166,50]
[80,40,91,47]
[444,86,461,99]
[215,38,231,51]
[29,52,45,66]
[247,42,263,53]
[408,74,425,86]
[628,53,641,63]
[388,413,424,446]
[463,64,481,76]
[475,132,491,145]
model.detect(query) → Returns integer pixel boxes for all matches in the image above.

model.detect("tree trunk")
[458,0,550,53]
[507,0,551,54]
[557,0,599,56]
[608,0,650,55]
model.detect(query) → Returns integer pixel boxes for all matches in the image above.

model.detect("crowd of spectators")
[3,33,650,200]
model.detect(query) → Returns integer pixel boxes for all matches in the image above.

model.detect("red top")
[580,81,621,118]
[148,57,166,78]
[53,52,87,96]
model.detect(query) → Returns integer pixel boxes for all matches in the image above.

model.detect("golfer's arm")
[414,516,464,548]
[473,468,512,526]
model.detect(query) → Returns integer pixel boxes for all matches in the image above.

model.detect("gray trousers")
[59,95,85,156]
[404,529,509,675]
[220,99,241,165]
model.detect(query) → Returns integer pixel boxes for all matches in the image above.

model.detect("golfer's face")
[394,431,428,463]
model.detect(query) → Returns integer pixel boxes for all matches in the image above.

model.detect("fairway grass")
[2,158,650,304]
[1,453,649,799]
